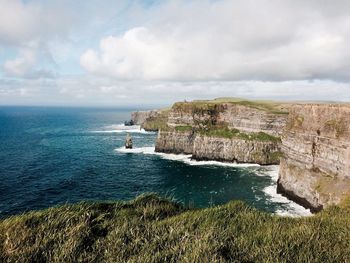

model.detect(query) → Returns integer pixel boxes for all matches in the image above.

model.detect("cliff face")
[218,104,287,136]
[155,130,194,154]
[193,135,281,164]
[167,102,288,136]
[154,99,285,165]
[131,110,161,125]
[278,104,350,211]
[131,110,169,131]
[155,130,281,164]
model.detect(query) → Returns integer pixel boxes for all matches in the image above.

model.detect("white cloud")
[1,0,350,106]
[3,49,36,77]
[80,0,350,82]
[3,47,56,79]
[0,0,76,45]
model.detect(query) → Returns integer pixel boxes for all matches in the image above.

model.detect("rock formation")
[278,104,350,211]
[154,99,287,165]
[125,133,133,149]
[131,110,161,125]
[192,135,281,164]
[168,101,288,136]
[155,130,194,154]
[131,110,169,131]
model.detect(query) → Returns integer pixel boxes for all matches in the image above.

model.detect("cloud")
[1,0,350,106]
[0,0,79,79]
[0,0,77,46]
[3,46,57,79]
[3,49,36,77]
[80,0,350,82]
[1,74,350,107]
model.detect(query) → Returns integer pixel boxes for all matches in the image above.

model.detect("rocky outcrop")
[155,130,195,154]
[125,134,133,149]
[155,130,281,164]
[278,104,350,212]
[154,99,286,165]
[131,110,169,131]
[192,135,281,164]
[168,101,289,136]
[218,104,287,136]
[131,110,161,125]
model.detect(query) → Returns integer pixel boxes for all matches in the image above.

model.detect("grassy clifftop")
[1,194,349,262]
[173,97,290,115]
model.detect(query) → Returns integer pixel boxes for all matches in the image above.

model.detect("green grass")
[0,194,349,262]
[173,98,290,115]
[198,127,281,143]
[165,125,281,143]
[141,111,170,131]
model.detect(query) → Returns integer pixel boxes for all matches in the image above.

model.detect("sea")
[0,106,311,218]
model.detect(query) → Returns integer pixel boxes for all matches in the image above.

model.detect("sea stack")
[125,133,133,149]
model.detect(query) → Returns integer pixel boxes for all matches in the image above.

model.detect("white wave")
[115,146,259,168]
[258,166,312,217]
[91,124,154,134]
[116,146,156,154]
[186,159,259,167]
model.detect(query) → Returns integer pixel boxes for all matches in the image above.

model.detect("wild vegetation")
[0,194,349,262]
[173,97,290,115]
[198,127,281,142]
[141,110,170,131]
[170,125,281,143]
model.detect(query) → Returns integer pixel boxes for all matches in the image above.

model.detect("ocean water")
[0,107,311,218]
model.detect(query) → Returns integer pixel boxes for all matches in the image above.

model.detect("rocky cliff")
[155,130,195,154]
[154,99,286,165]
[131,109,169,131]
[131,110,161,125]
[134,99,350,211]
[192,135,281,164]
[168,101,288,136]
[278,104,350,212]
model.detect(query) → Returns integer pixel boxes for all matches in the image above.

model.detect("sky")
[1,0,350,107]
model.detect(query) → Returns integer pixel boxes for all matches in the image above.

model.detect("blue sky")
[1,0,350,107]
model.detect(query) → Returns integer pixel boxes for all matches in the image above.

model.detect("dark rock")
[125,133,133,149]
[124,120,135,126]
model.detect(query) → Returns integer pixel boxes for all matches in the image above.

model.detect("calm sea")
[0,106,310,218]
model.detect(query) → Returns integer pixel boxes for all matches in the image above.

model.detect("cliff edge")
[278,104,350,212]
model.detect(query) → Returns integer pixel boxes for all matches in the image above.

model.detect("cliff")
[192,135,281,164]
[135,99,350,211]
[278,104,350,212]
[131,110,160,125]
[155,130,194,154]
[131,109,169,131]
[154,98,287,165]
[169,100,288,136]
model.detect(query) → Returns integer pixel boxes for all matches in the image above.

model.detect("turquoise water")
[0,107,310,218]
